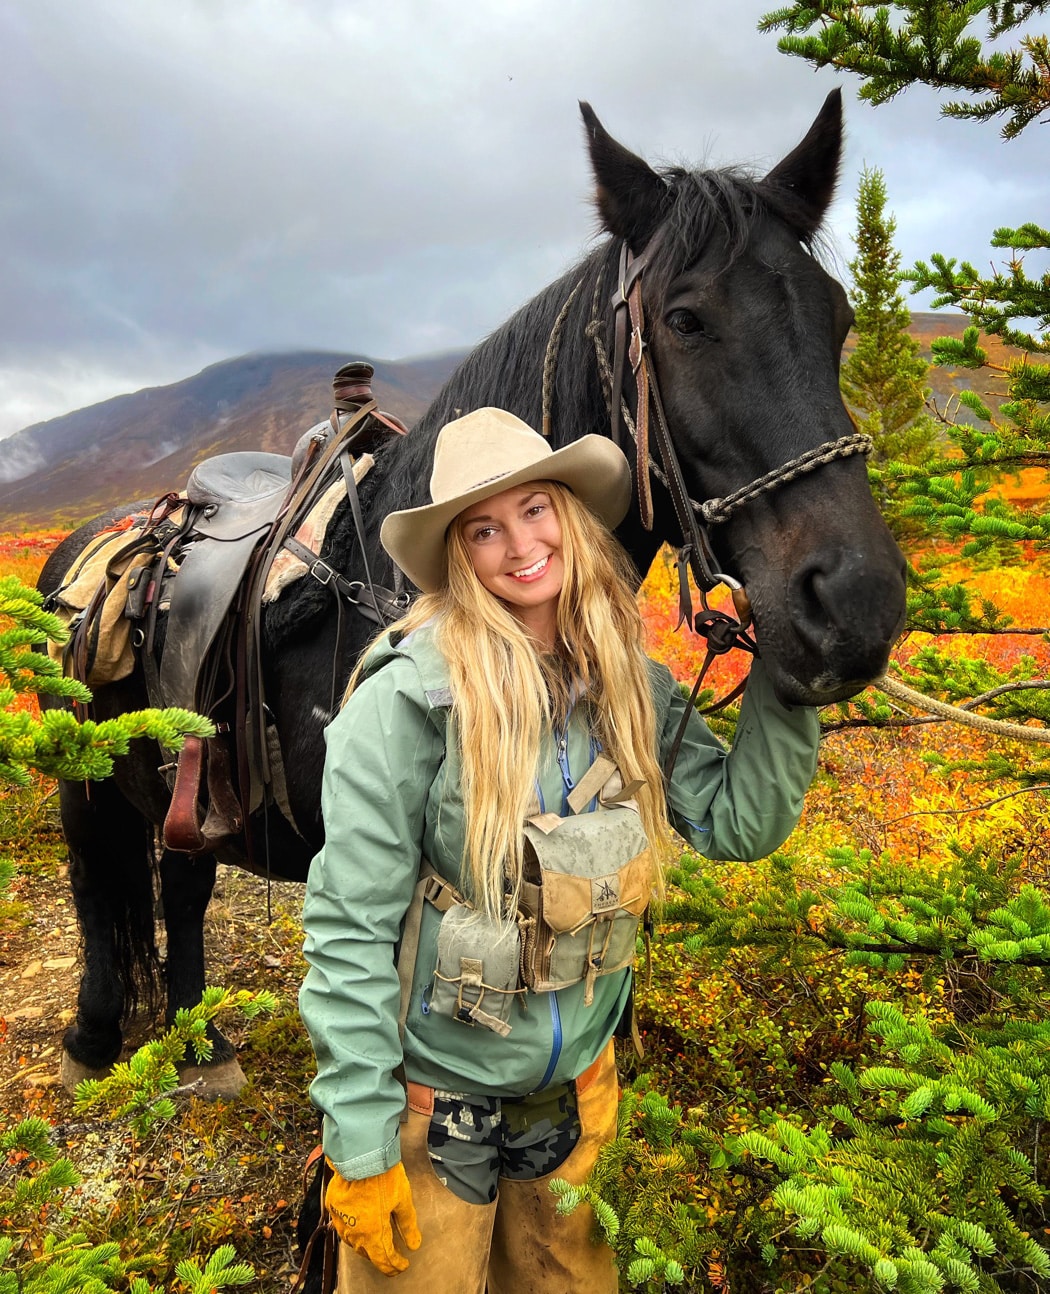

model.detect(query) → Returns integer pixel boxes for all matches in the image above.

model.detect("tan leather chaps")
[337,1042,619,1293]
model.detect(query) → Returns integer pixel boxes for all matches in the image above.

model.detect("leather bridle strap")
[611,239,729,583]
[599,237,876,739]
[610,241,658,489]
[608,240,873,598]
[644,338,739,597]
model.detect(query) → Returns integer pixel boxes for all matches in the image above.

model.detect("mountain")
[873,311,1012,420]
[0,350,467,530]
[0,313,1002,532]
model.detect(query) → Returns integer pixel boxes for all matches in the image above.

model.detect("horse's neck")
[427,255,614,441]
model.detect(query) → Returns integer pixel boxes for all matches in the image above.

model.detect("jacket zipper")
[537,992,563,1089]
[556,731,574,813]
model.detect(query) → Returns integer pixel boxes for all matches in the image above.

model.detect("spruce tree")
[0,574,211,785]
[841,166,938,529]
[725,5,1050,1286]
[758,2,1050,139]
[842,167,932,461]
[0,576,260,1292]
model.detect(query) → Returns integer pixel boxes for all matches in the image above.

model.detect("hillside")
[882,310,1011,420]
[0,351,466,530]
[0,312,1006,531]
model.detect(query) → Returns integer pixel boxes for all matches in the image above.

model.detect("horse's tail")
[61,763,164,1039]
[114,818,163,1022]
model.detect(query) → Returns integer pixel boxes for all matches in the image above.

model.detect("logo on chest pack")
[591,874,621,913]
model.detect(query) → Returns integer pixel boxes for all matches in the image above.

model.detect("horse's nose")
[787,545,907,658]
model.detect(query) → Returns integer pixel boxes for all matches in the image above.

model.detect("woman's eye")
[665,309,707,338]
[526,505,545,518]
[472,526,496,542]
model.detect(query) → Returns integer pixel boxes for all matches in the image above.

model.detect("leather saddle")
[158,451,292,711]
[129,362,410,856]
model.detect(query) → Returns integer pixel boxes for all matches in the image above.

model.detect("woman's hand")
[325,1160,422,1275]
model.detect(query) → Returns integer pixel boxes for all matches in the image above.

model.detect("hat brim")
[380,434,632,593]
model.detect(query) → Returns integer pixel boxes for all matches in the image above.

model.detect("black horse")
[39,91,906,1094]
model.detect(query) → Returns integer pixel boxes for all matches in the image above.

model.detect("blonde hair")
[346,483,671,916]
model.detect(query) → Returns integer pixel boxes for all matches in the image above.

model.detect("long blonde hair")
[346,483,671,916]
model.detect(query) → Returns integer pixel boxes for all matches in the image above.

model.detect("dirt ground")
[1,810,319,1290]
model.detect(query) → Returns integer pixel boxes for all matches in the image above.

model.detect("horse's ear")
[580,101,671,249]
[761,89,843,237]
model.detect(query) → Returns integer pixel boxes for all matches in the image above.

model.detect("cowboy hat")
[380,408,632,592]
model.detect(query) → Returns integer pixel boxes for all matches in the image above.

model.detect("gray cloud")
[2,0,1046,439]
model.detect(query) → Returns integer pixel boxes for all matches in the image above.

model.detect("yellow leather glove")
[324,1160,422,1276]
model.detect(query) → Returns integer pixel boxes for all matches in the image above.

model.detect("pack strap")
[394,859,468,1122]
[565,753,617,815]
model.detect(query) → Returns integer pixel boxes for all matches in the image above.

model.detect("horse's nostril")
[787,544,907,660]
[789,560,836,651]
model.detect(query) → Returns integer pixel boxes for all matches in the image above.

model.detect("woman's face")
[457,482,564,646]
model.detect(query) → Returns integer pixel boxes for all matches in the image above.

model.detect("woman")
[299,408,820,1292]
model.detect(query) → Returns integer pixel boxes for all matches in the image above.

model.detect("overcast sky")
[2,0,1046,440]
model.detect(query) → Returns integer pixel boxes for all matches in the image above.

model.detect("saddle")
[158,451,292,712]
[53,361,411,858]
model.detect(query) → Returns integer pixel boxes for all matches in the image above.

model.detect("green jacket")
[299,625,819,1181]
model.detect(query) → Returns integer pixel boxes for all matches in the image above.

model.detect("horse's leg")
[60,777,160,1089]
[158,847,246,1098]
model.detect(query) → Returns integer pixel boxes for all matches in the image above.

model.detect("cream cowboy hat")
[380,408,632,593]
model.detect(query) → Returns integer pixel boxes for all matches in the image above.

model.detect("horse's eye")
[665,309,708,339]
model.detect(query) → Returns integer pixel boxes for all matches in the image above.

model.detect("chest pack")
[396,749,652,1040]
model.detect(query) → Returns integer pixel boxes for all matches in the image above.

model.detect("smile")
[510,554,550,580]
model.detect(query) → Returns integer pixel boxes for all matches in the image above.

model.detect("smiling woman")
[298,407,824,1292]
[457,485,565,648]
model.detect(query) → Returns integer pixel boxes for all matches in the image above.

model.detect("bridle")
[541,237,873,740]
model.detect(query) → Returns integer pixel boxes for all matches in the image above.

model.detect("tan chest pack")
[396,754,651,1039]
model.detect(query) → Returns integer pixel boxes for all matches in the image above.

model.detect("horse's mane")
[648,165,824,288]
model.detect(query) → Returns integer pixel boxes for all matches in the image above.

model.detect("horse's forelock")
[647,166,826,290]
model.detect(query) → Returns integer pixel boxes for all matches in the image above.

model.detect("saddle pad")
[261,453,374,604]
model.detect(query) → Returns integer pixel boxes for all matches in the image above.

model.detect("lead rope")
[663,613,758,782]
[876,674,1050,744]
[699,434,874,525]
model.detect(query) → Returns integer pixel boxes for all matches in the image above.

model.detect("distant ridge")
[0,350,467,530]
[0,312,994,531]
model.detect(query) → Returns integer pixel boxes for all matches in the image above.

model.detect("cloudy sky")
[2,0,1046,440]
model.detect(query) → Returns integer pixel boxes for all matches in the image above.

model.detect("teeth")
[513,555,548,578]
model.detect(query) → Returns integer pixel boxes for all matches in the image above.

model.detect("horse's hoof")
[178,1056,247,1100]
[60,1050,112,1093]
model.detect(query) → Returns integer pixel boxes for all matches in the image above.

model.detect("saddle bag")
[517,805,651,1005]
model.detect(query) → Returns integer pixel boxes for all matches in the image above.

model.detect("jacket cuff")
[324,1122,401,1182]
